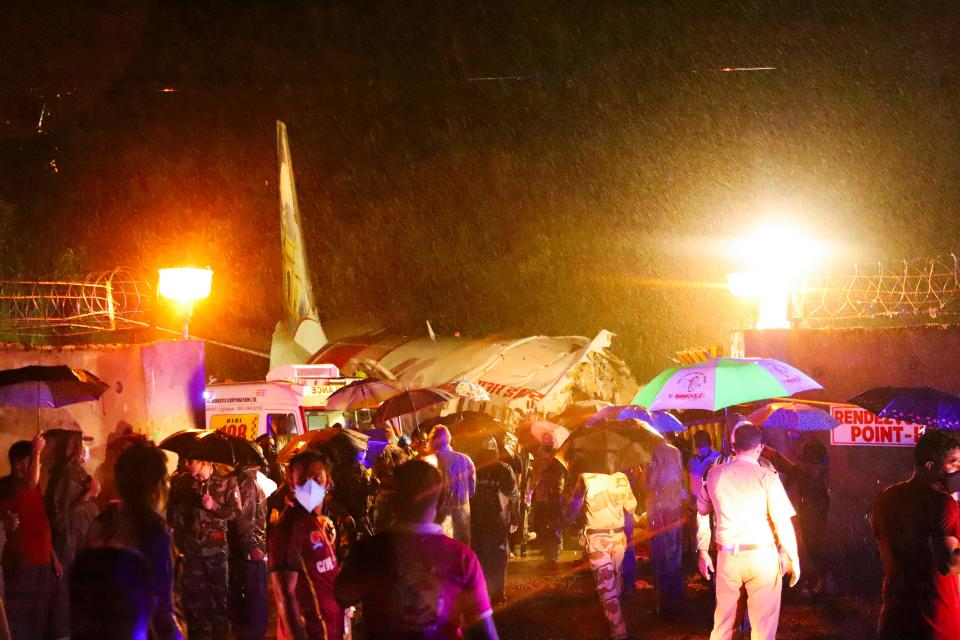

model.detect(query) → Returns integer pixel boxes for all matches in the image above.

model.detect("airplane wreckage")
[269,121,638,423]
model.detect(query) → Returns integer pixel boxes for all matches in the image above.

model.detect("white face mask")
[293,479,327,513]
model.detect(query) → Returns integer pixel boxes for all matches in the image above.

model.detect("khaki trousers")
[709,547,782,640]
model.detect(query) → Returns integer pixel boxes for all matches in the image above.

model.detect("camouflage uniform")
[371,444,407,533]
[168,468,241,640]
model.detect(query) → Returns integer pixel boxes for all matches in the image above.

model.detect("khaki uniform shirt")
[582,472,638,530]
[697,457,795,547]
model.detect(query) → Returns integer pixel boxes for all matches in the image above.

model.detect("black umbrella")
[160,429,266,468]
[276,426,369,464]
[374,388,454,423]
[848,386,960,430]
[444,412,505,459]
[556,418,664,474]
[158,429,208,458]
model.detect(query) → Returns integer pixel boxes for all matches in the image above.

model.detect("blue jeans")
[228,558,268,640]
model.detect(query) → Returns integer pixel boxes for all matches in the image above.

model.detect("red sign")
[829,405,925,447]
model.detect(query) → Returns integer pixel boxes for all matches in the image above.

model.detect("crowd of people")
[0,414,833,640]
[0,421,515,640]
[2,405,958,640]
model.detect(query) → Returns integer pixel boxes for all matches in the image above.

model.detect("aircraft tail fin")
[278,121,320,326]
[272,121,327,368]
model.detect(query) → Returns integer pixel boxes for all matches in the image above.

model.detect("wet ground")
[263,547,881,639]
[492,550,880,640]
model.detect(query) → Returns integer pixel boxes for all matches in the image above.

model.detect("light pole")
[157,267,213,338]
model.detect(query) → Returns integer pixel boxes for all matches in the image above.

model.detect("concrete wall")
[0,340,205,475]
[739,325,960,594]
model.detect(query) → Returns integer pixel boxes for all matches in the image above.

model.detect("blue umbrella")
[848,387,960,430]
[585,405,686,434]
[747,402,839,432]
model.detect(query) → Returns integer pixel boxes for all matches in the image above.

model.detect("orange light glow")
[157,267,213,303]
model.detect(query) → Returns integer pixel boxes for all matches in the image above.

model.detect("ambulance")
[204,364,363,450]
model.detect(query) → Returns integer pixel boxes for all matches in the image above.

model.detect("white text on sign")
[829,405,925,447]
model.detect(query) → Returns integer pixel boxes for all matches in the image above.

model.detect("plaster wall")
[0,340,204,475]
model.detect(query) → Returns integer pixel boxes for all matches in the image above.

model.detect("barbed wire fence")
[0,268,150,338]
[797,254,960,326]
[0,269,269,356]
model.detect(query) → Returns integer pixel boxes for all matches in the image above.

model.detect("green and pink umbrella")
[632,357,822,412]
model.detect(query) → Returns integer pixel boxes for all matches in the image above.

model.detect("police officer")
[168,458,241,640]
[228,463,268,640]
[697,424,799,640]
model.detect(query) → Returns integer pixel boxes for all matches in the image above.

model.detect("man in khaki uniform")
[568,467,638,640]
[697,424,799,640]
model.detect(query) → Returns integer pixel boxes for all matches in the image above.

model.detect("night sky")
[2,2,959,380]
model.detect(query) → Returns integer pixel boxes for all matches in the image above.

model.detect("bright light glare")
[727,221,824,329]
[158,268,213,302]
[726,271,790,328]
[733,221,826,275]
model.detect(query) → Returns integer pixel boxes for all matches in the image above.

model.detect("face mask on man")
[294,479,327,513]
[944,470,960,494]
[697,446,711,458]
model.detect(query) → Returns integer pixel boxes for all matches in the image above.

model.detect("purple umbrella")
[585,405,686,434]
[848,387,960,430]
[0,365,109,431]
[0,365,108,408]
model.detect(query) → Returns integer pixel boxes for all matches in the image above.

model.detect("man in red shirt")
[0,436,61,640]
[873,429,960,640]
[335,459,498,640]
[269,450,342,640]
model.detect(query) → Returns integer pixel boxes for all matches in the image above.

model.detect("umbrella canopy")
[444,412,505,459]
[374,388,454,423]
[277,426,370,464]
[324,379,405,411]
[443,411,502,434]
[158,429,208,458]
[453,379,491,402]
[747,402,839,432]
[633,357,822,412]
[848,386,960,430]
[557,418,664,473]
[189,431,267,468]
[528,420,571,447]
[550,400,613,428]
[0,365,108,408]
[159,429,266,468]
[585,405,686,434]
